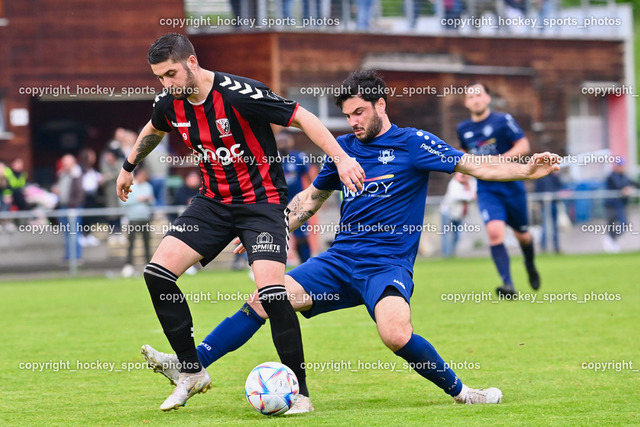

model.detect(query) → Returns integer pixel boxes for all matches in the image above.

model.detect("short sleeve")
[151,90,173,133]
[312,156,341,191]
[220,74,299,126]
[408,130,465,174]
[503,114,525,143]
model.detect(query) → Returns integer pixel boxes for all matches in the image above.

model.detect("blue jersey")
[457,112,525,194]
[282,150,309,198]
[313,124,463,273]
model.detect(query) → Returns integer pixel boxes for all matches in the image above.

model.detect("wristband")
[122,159,137,173]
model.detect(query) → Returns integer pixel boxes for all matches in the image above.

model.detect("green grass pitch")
[1,253,639,425]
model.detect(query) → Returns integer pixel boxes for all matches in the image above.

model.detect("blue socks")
[490,243,513,286]
[395,334,463,396]
[196,303,266,368]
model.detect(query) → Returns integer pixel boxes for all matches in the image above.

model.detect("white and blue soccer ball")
[245,362,299,415]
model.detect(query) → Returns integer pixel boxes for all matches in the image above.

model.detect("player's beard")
[171,67,197,100]
[355,111,383,143]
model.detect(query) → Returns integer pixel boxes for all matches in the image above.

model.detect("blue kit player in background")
[457,83,540,297]
[277,131,312,264]
[141,71,561,411]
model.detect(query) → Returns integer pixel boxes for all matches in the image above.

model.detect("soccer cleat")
[527,267,541,291]
[496,284,517,298]
[159,368,212,411]
[454,385,502,404]
[141,344,180,385]
[285,394,315,414]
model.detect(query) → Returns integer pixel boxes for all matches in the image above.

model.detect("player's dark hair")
[470,82,491,96]
[148,33,196,65]
[335,70,387,109]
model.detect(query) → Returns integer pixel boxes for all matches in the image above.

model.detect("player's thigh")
[246,272,317,319]
[251,259,286,288]
[374,293,413,351]
[164,196,237,268]
[287,250,362,319]
[233,204,288,267]
[150,236,203,276]
[505,190,530,234]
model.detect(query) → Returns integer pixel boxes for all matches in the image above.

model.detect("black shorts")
[166,195,289,266]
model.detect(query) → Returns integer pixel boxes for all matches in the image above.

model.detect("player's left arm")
[289,107,365,192]
[454,152,561,181]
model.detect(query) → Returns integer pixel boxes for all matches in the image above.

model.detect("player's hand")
[336,155,365,192]
[233,237,246,254]
[116,170,134,202]
[527,152,562,179]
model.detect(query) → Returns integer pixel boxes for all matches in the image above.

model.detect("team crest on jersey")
[378,149,395,164]
[216,118,232,137]
[482,125,493,137]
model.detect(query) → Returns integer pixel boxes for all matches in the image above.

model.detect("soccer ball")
[245,362,299,415]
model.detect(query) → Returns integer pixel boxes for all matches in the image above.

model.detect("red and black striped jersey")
[151,72,299,205]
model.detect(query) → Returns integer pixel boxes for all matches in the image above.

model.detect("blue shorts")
[287,248,414,320]
[478,188,529,232]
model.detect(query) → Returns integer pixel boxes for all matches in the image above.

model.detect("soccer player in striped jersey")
[141,70,560,411]
[116,33,364,411]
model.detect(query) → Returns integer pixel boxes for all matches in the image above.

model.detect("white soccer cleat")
[285,394,315,414]
[159,368,212,411]
[454,385,502,404]
[141,344,180,385]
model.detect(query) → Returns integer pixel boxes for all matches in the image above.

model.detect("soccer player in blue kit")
[142,71,561,412]
[457,83,540,296]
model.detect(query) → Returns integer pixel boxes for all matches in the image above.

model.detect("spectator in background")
[534,170,562,253]
[440,173,476,258]
[277,131,312,264]
[100,147,125,245]
[356,0,374,30]
[53,154,85,263]
[603,158,639,253]
[3,158,29,211]
[142,134,170,208]
[120,167,155,278]
[504,0,528,33]
[442,0,464,30]
[78,148,102,247]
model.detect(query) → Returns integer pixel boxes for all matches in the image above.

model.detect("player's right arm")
[116,120,166,202]
[287,184,334,232]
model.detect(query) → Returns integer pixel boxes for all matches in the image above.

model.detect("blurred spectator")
[277,131,312,264]
[282,0,322,22]
[442,0,464,30]
[409,0,430,29]
[603,158,639,253]
[3,158,29,211]
[536,0,557,32]
[119,168,154,277]
[100,147,125,244]
[0,166,13,231]
[534,171,562,253]
[504,0,528,33]
[356,0,374,30]
[53,154,85,262]
[169,170,201,223]
[440,173,476,258]
[78,148,102,247]
[143,134,170,207]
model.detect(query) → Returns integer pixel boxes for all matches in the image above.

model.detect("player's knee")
[379,325,412,352]
[381,330,412,352]
[246,291,268,319]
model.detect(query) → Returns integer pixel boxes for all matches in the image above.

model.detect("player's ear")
[187,55,198,70]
